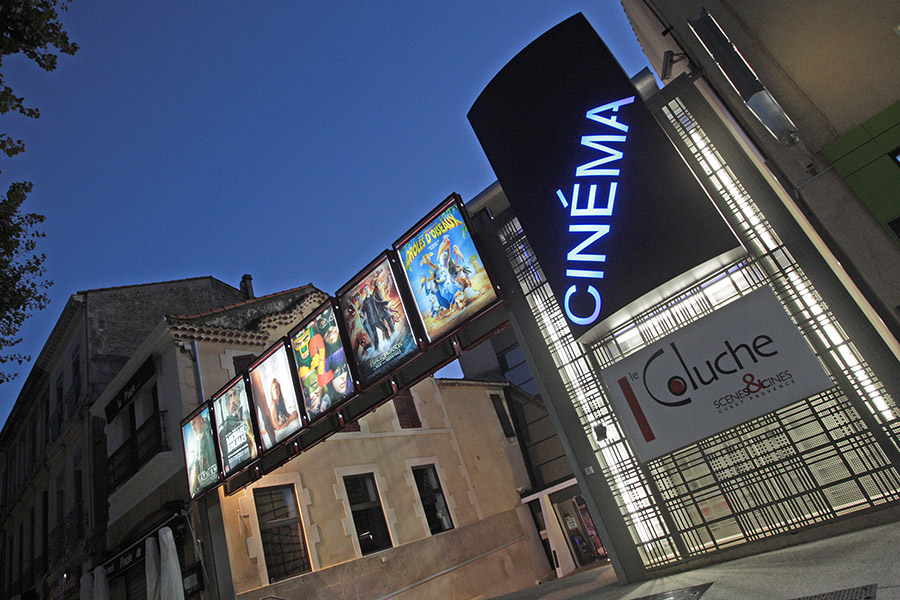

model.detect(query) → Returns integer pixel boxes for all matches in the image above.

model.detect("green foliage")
[0,181,50,382]
[0,0,78,383]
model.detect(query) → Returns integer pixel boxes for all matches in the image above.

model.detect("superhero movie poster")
[339,256,417,387]
[249,345,302,450]
[396,202,497,342]
[291,304,356,421]
[182,407,219,498]
[212,377,258,474]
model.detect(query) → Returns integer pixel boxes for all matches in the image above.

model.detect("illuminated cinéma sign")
[556,96,634,326]
[469,14,740,343]
[601,288,833,462]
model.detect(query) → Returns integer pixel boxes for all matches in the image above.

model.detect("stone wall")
[236,507,548,600]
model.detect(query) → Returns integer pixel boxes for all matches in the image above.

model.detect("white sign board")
[601,287,833,462]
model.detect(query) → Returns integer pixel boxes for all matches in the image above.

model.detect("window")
[232,354,256,375]
[41,492,48,561]
[490,394,516,438]
[343,473,392,555]
[253,485,311,582]
[27,507,34,577]
[412,465,453,535]
[55,487,64,530]
[392,390,421,429]
[889,215,900,241]
[70,345,81,402]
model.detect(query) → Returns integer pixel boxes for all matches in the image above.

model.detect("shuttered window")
[392,390,421,429]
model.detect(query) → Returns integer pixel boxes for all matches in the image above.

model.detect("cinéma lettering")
[558,96,634,326]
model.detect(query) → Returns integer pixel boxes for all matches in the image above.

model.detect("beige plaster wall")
[220,377,546,597]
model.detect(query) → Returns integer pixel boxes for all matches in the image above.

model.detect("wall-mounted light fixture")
[688,8,799,145]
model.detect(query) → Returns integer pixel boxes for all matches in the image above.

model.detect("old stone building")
[0,277,247,600]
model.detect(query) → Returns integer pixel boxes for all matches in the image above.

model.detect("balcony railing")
[65,503,84,553]
[108,411,169,490]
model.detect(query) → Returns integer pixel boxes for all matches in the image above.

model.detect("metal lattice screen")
[492,89,900,570]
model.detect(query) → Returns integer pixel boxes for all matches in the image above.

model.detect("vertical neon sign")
[559,96,634,326]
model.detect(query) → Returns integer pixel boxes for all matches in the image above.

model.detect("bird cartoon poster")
[396,198,498,343]
[338,256,417,387]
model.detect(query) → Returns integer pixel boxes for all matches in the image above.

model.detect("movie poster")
[339,256,417,386]
[291,304,356,421]
[249,344,302,450]
[396,200,498,342]
[212,377,258,474]
[182,407,219,498]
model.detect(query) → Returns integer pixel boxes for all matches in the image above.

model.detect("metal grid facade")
[492,90,900,570]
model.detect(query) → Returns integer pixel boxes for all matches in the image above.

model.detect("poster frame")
[246,339,306,453]
[180,401,223,500]
[392,193,502,346]
[336,251,423,390]
[210,372,262,477]
[288,298,360,424]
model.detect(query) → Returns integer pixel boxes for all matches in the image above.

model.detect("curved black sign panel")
[468,14,740,343]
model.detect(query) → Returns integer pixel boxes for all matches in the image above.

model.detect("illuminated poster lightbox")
[339,254,418,387]
[212,376,259,475]
[182,406,220,499]
[291,302,356,421]
[249,343,302,450]
[468,13,741,344]
[395,195,499,343]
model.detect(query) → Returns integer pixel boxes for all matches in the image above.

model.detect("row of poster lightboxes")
[181,194,501,499]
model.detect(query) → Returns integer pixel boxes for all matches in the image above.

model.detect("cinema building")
[461,2,900,585]
[5,4,899,598]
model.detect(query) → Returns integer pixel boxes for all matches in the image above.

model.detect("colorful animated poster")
[212,377,258,474]
[339,256,417,387]
[249,344,302,450]
[396,200,498,342]
[182,407,219,498]
[291,304,356,421]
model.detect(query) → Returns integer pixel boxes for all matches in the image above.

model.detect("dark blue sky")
[1,2,652,421]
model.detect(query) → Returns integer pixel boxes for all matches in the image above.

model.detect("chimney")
[240,274,254,300]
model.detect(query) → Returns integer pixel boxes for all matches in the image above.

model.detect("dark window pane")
[412,465,454,535]
[518,379,540,396]
[503,362,533,387]
[253,485,311,582]
[343,473,392,555]
[499,346,525,371]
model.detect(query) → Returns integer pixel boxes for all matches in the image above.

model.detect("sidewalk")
[490,520,900,599]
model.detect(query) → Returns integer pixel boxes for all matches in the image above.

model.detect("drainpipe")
[175,340,205,406]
